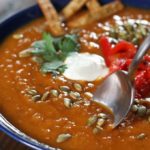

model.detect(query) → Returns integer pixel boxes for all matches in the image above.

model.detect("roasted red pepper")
[99,36,150,98]
[99,36,136,69]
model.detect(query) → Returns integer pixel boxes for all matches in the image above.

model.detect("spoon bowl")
[94,70,134,127]
[93,34,150,128]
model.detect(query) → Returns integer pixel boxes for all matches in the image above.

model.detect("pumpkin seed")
[98,113,107,119]
[41,91,49,101]
[118,31,127,40]
[19,48,33,58]
[50,90,59,97]
[137,105,147,117]
[84,92,93,98]
[136,133,146,140]
[124,23,133,32]
[56,133,72,143]
[87,83,94,88]
[139,25,147,36]
[64,98,72,108]
[32,95,41,101]
[93,127,102,134]
[73,83,82,92]
[131,105,138,112]
[84,100,91,106]
[87,115,98,127]
[27,89,38,96]
[60,86,70,92]
[96,118,105,128]
[73,100,83,106]
[69,91,80,100]
[13,34,24,39]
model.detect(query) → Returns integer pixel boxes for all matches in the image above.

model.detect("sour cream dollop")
[63,52,109,81]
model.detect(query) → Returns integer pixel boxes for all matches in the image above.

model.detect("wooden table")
[0,131,31,150]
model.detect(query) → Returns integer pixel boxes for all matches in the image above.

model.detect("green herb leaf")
[43,32,56,53]
[58,34,79,53]
[20,32,79,75]
[40,61,67,75]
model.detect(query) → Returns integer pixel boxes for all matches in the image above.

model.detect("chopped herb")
[40,61,67,75]
[19,32,79,75]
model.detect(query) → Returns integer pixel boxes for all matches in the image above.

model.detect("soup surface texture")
[0,7,150,150]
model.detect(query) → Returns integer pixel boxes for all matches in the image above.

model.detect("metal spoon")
[93,34,150,128]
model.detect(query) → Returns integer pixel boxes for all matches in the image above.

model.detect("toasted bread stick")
[61,0,88,19]
[37,0,65,36]
[86,0,101,14]
[68,1,124,28]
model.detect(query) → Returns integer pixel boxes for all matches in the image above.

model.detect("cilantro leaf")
[41,61,67,75]
[43,32,56,53]
[58,34,79,53]
[21,32,80,75]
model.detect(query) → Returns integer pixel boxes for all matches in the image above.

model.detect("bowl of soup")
[0,0,150,150]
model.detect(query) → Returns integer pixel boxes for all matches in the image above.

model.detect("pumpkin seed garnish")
[96,118,105,128]
[50,89,59,97]
[131,105,138,112]
[69,91,80,100]
[60,86,70,92]
[31,94,41,102]
[73,83,82,92]
[64,98,72,108]
[73,100,83,107]
[84,101,91,106]
[87,83,94,88]
[87,115,98,127]
[136,133,146,140]
[84,92,93,98]
[27,89,38,96]
[98,113,107,119]
[137,105,147,117]
[13,34,24,39]
[56,133,72,143]
[41,91,50,101]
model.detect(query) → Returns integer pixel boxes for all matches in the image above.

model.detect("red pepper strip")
[99,36,137,67]
[99,36,112,66]
[110,40,137,58]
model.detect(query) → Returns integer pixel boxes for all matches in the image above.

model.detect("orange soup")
[0,7,150,150]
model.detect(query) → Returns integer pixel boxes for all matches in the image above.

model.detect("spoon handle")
[128,34,150,79]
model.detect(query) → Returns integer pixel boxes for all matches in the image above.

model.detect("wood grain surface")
[0,131,31,150]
